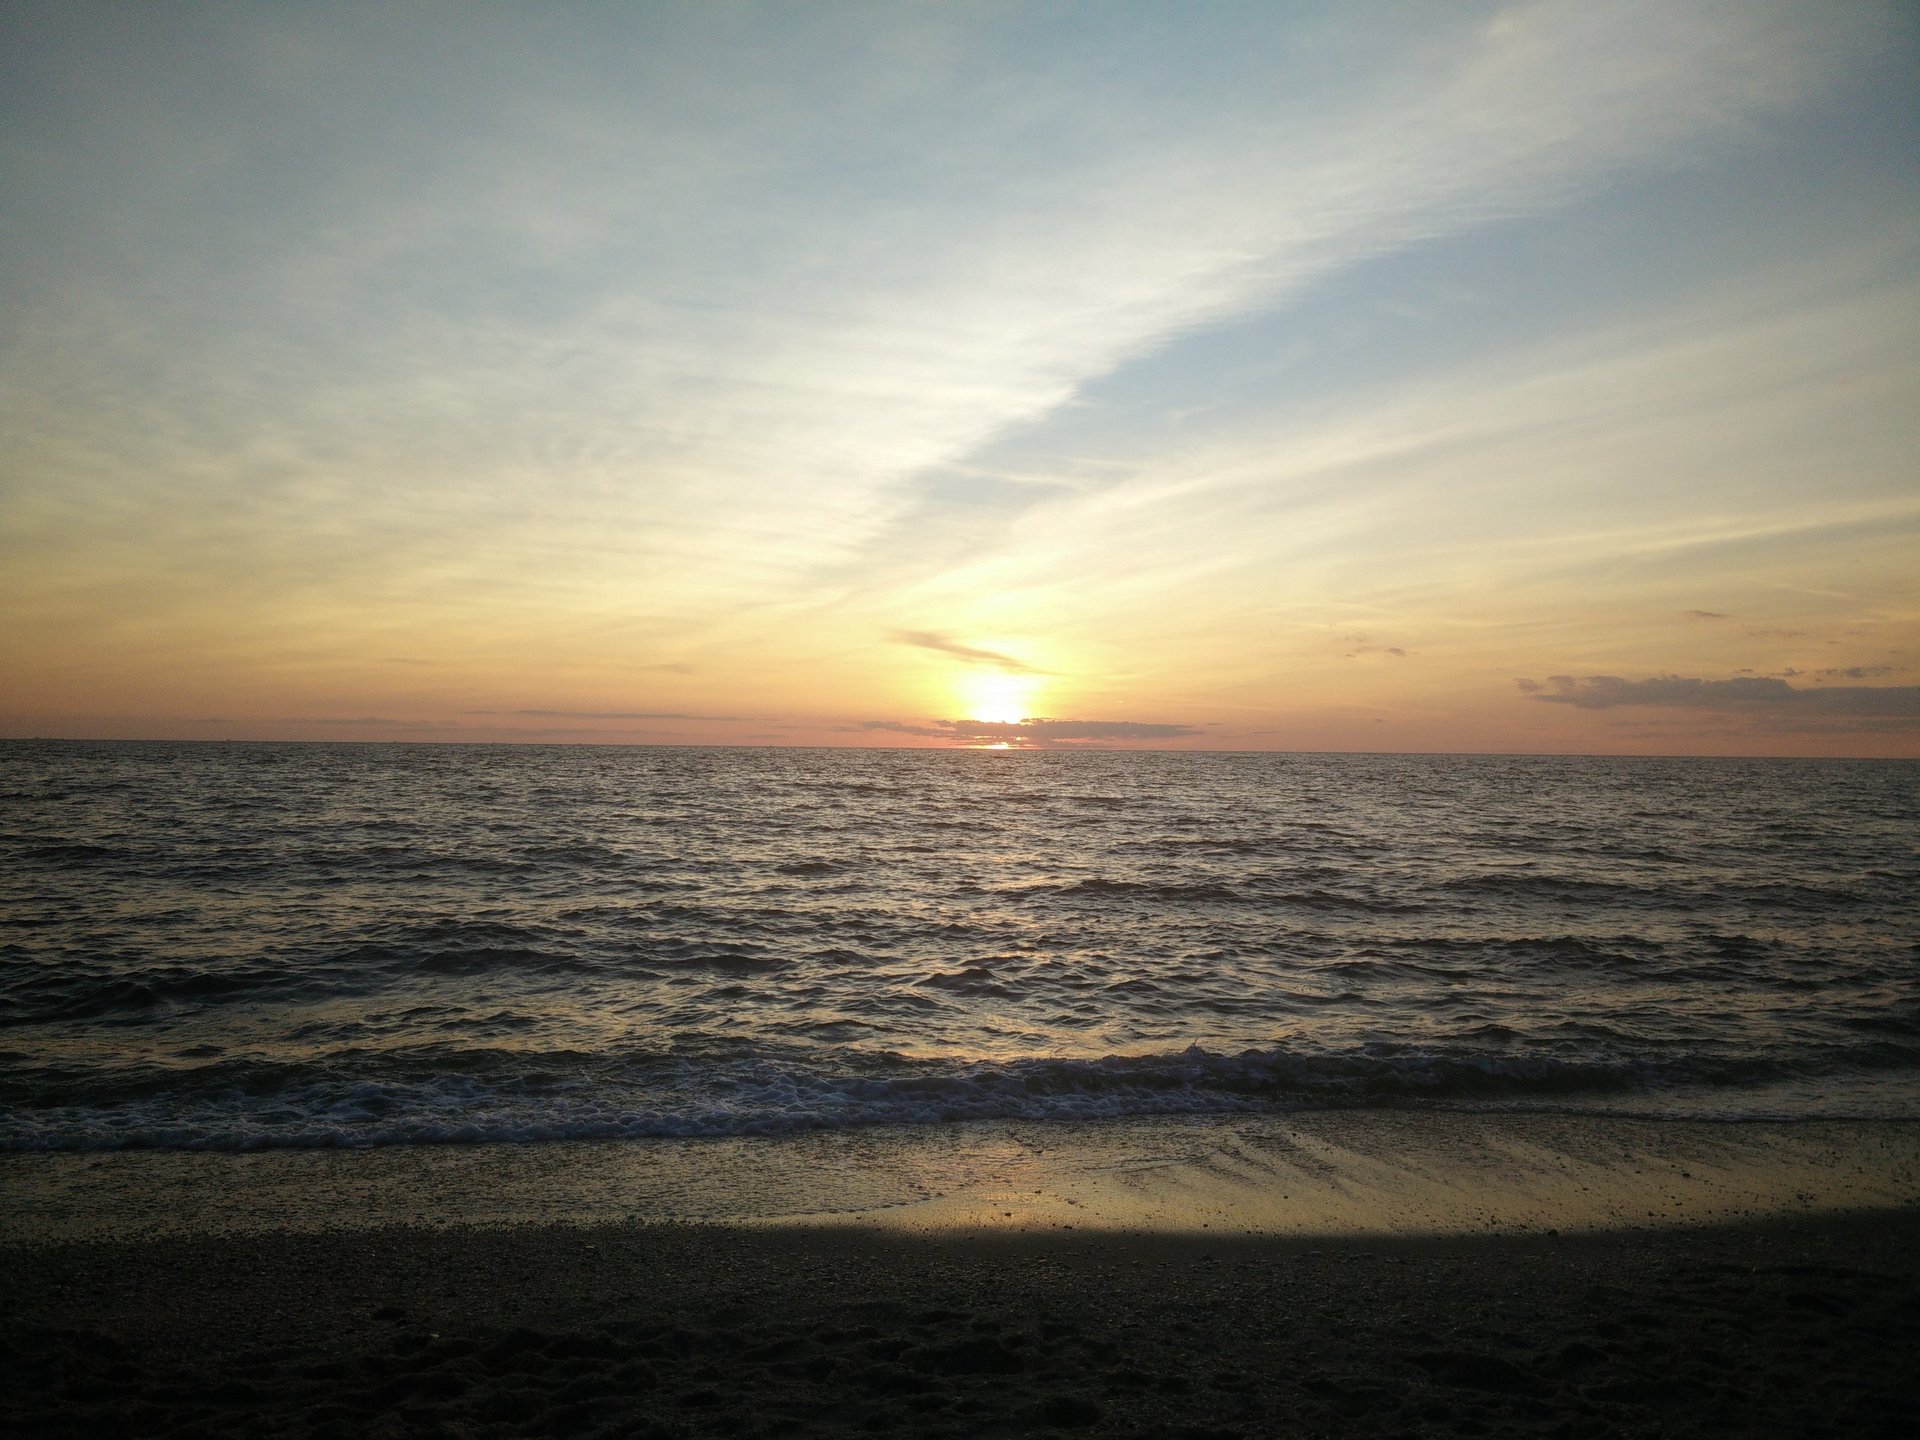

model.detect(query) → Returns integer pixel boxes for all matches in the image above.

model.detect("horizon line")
[3,735,1915,763]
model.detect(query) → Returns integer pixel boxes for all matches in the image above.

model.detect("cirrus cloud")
[890,630,1046,673]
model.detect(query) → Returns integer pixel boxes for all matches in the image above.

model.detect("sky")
[3,1,1917,755]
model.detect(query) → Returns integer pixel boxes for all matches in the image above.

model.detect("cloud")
[4,3,1910,756]
[465,708,742,722]
[1681,609,1728,620]
[1345,641,1410,659]
[9,2,1885,642]
[1522,674,1920,717]
[891,630,1044,673]
[281,715,455,731]
[860,717,1199,745]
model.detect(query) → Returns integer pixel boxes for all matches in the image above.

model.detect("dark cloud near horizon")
[1681,609,1729,620]
[1521,674,1920,717]
[891,630,1044,673]
[861,717,1200,744]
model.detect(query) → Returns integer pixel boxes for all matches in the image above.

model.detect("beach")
[8,1112,1920,1437]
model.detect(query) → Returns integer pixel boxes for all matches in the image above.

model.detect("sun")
[960,671,1043,725]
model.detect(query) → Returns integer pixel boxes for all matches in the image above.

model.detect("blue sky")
[3,1,1916,752]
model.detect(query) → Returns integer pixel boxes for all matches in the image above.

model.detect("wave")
[0,962,294,1026]
[774,859,844,877]
[4,1038,1916,1152]
[0,919,606,1025]
[1052,877,1248,904]
[14,841,137,864]
[1436,872,1665,902]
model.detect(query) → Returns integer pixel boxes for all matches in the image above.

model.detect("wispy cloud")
[1815,666,1894,681]
[281,716,456,731]
[890,630,1044,673]
[465,709,742,722]
[7,2,1884,637]
[894,236,1920,707]
[1344,634,1411,659]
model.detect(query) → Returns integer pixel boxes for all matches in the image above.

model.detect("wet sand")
[7,1114,1920,1437]
[9,1111,1918,1241]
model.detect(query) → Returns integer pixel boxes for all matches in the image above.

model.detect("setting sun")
[959,671,1043,726]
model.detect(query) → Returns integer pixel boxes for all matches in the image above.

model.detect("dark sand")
[7,1116,1919,1436]
[8,1208,1920,1438]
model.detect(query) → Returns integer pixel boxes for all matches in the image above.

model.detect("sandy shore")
[9,1209,1920,1438]
[7,1113,1919,1436]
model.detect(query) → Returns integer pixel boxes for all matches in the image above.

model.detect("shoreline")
[6,1109,1918,1243]
[10,1111,1919,1435]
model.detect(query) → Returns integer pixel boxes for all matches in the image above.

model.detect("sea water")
[2,741,1916,1151]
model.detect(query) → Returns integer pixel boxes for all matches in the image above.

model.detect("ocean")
[3,741,1917,1152]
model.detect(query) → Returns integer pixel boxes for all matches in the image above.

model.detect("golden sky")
[3,2,1917,754]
